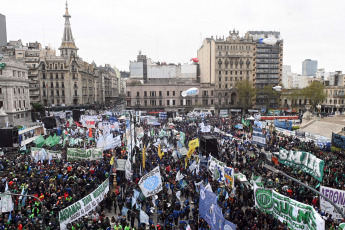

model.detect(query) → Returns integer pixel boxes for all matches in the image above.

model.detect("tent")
[246,116,255,121]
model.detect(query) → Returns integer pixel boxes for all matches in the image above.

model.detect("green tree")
[236,80,256,112]
[301,81,326,110]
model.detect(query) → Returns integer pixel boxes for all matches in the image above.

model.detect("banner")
[320,185,345,220]
[252,127,266,146]
[219,110,228,118]
[67,148,103,161]
[109,116,117,124]
[224,167,234,188]
[59,179,109,229]
[278,148,324,182]
[254,183,325,230]
[0,194,14,213]
[138,166,162,197]
[274,119,292,131]
[31,147,62,160]
[199,185,236,230]
[115,159,126,171]
[179,132,185,146]
[81,115,102,122]
[332,132,345,149]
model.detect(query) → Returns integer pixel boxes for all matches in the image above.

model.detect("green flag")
[242,117,250,127]
[315,183,320,188]
[33,135,45,148]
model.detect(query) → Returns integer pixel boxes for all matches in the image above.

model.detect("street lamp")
[263,164,345,220]
[317,104,321,118]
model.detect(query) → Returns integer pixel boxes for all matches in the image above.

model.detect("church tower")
[59,1,78,57]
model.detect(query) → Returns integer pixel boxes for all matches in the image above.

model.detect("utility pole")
[263,164,345,220]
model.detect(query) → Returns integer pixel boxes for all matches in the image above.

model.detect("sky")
[2,0,345,73]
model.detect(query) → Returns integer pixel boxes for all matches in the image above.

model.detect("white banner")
[252,135,266,145]
[125,159,132,180]
[320,185,345,220]
[139,166,162,197]
[59,179,109,229]
[0,194,14,213]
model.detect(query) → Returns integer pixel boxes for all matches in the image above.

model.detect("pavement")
[300,120,344,138]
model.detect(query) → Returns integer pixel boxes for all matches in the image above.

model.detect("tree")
[236,80,256,112]
[301,81,326,110]
[256,84,280,110]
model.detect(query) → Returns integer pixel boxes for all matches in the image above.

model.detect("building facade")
[197,30,255,114]
[0,13,6,47]
[126,53,215,114]
[302,59,318,76]
[0,55,31,125]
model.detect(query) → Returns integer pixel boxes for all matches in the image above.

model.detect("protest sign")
[0,194,14,213]
[278,148,324,182]
[254,183,325,230]
[67,148,103,161]
[332,132,345,149]
[138,166,162,197]
[59,179,109,229]
[320,185,345,220]
[115,159,126,171]
[224,167,234,188]
[199,185,236,230]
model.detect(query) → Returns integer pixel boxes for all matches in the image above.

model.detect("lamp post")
[317,104,321,120]
[263,164,345,220]
[0,192,46,229]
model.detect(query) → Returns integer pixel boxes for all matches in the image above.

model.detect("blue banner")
[159,112,167,120]
[274,119,292,130]
[109,116,117,124]
[199,185,237,229]
[332,132,345,149]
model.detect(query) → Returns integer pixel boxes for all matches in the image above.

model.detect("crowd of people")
[0,112,344,230]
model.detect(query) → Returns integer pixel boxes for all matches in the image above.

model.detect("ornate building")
[197,30,255,114]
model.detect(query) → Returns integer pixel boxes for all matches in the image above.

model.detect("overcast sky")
[2,0,345,73]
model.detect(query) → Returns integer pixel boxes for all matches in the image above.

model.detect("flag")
[8,212,11,221]
[132,197,136,207]
[176,191,181,200]
[140,210,149,225]
[230,187,236,198]
[5,182,8,192]
[88,128,93,138]
[188,138,199,149]
[158,144,164,159]
[121,207,129,216]
[110,157,114,166]
[315,183,320,188]
[138,166,162,197]
[142,145,146,169]
[242,117,250,127]
[225,191,229,200]
[19,186,25,200]
[205,183,212,192]
[175,170,184,181]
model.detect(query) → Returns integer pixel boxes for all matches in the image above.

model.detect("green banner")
[278,148,324,182]
[254,183,325,230]
[67,148,103,161]
[59,179,109,229]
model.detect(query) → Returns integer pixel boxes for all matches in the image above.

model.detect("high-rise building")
[0,13,7,47]
[246,31,283,109]
[302,59,318,76]
[198,30,255,114]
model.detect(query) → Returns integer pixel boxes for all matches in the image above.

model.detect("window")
[167,100,170,106]
[57,99,60,105]
[167,91,170,96]
[159,91,162,96]
[144,91,147,97]
[180,100,183,105]
[61,73,64,79]
[211,91,213,96]
[173,91,175,96]
[211,99,213,105]
[14,101,16,109]
[23,100,26,108]
[61,82,65,88]
[159,100,162,106]
[43,91,46,96]
[56,82,59,88]
[51,99,54,105]
[14,88,16,93]
[55,64,57,70]
[173,100,175,105]
[51,90,54,96]
[62,90,65,96]
[0,101,3,108]
[60,64,63,69]
[56,74,59,79]
[43,73,46,79]
[144,100,147,106]
[50,82,54,88]
[56,90,59,96]
[219,77,221,82]
[74,90,77,96]
[50,73,53,79]
[137,92,140,97]
[0,88,1,94]
[127,91,131,97]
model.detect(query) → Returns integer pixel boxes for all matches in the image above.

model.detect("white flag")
[138,166,162,197]
[205,183,213,192]
[175,170,184,181]
[125,159,133,181]
[176,191,181,201]
[140,210,150,225]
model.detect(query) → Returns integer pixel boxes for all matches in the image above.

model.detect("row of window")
[42,82,65,88]
[129,90,214,97]
[42,73,65,79]
[127,99,214,107]
[218,77,245,82]
[218,70,250,75]
[217,45,252,51]
[42,90,65,97]
[13,100,27,109]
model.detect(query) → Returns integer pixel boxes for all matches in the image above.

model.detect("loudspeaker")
[200,135,218,155]
[73,109,81,122]
[42,117,57,129]
[0,127,18,147]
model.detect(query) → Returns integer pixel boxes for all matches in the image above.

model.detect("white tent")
[246,116,255,121]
